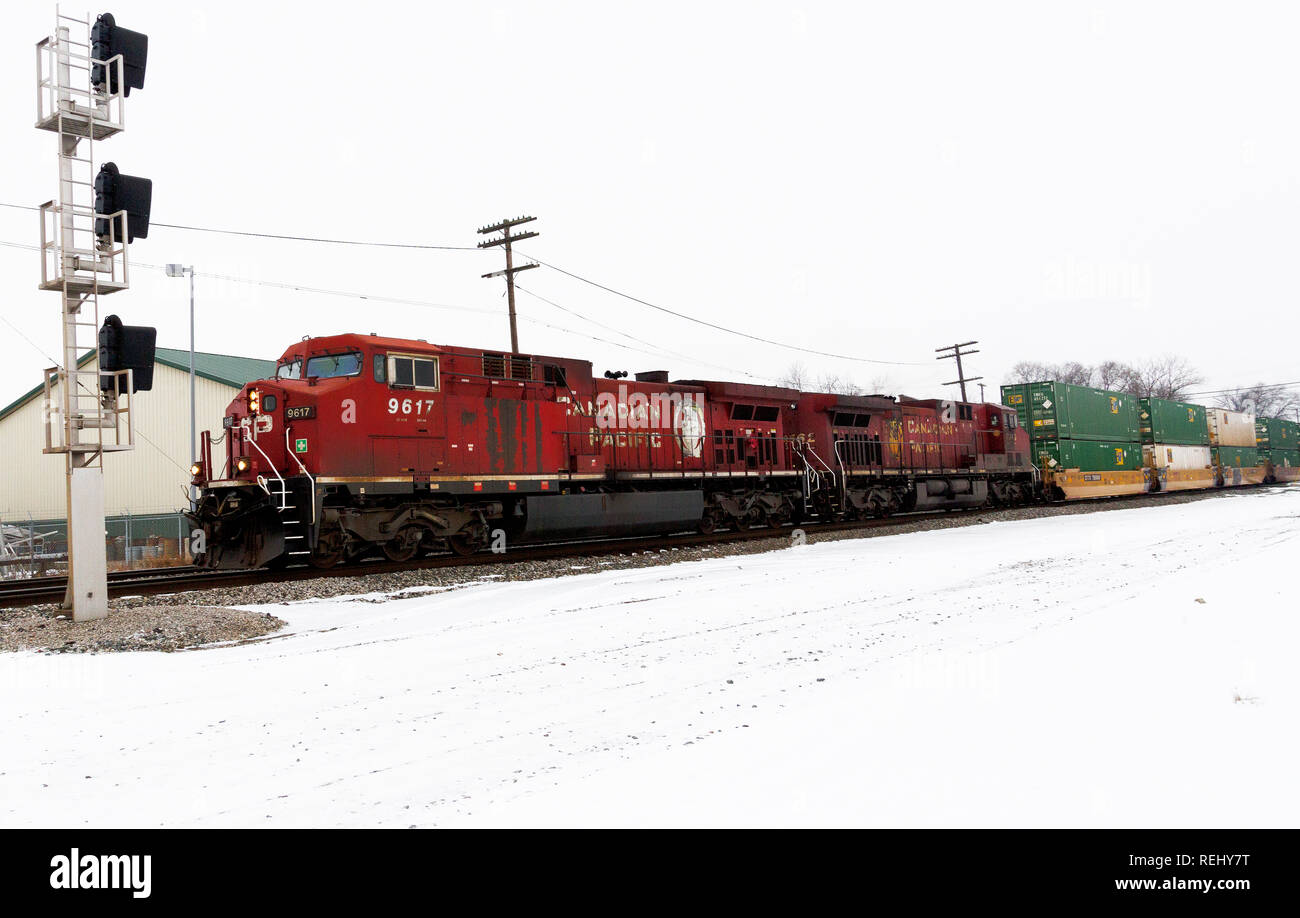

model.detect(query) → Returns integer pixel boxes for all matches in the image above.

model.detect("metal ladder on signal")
[39,14,132,465]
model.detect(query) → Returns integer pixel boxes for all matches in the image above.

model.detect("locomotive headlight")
[248,389,261,414]
[190,462,202,477]
[235,458,250,472]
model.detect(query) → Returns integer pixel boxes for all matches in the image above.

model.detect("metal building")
[0,347,274,547]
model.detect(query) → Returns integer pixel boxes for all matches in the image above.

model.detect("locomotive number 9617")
[388,398,436,415]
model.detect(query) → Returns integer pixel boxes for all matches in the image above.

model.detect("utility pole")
[478,216,539,354]
[936,340,983,402]
[978,382,986,402]
[165,264,196,503]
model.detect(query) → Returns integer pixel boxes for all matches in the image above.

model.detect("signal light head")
[91,13,149,96]
[94,162,152,244]
[98,314,156,393]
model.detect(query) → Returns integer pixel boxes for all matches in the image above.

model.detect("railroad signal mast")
[937,340,983,402]
[478,216,539,354]
[34,8,154,621]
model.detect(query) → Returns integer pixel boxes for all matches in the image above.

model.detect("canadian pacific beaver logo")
[677,403,705,458]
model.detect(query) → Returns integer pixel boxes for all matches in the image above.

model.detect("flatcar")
[187,333,1036,569]
[1002,381,1297,499]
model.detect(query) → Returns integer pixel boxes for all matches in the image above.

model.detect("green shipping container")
[1214,446,1260,468]
[1138,397,1209,446]
[1258,448,1300,469]
[1255,417,1300,450]
[1031,438,1144,471]
[1000,384,1031,430]
[1021,381,1140,442]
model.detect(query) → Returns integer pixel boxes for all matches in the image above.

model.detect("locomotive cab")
[189,337,377,568]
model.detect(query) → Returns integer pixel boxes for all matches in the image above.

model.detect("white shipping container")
[1207,408,1256,448]
[1144,443,1213,471]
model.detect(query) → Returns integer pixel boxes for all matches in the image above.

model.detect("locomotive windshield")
[276,358,303,379]
[306,351,363,379]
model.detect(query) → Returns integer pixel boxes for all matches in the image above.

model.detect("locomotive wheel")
[309,545,344,569]
[383,527,422,563]
[697,514,717,534]
[310,526,346,569]
[447,534,478,557]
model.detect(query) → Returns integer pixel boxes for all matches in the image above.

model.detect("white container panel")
[1144,443,1212,471]
[1207,408,1256,448]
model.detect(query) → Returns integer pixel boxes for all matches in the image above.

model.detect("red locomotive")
[188,332,1034,568]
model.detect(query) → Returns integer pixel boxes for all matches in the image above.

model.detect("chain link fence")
[0,511,192,579]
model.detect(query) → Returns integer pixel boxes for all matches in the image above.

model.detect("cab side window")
[388,355,439,391]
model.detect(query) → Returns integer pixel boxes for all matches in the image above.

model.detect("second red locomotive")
[188,333,1035,568]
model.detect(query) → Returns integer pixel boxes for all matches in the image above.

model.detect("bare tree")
[1059,361,1096,386]
[1007,360,1053,383]
[778,362,809,391]
[817,373,863,396]
[866,374,894,396]
[1093,360,1136,391]
[1007,359,1106,387]
[1123,355,1204,400]
[1006,355,1205,399]
[780,361,884,396]
[1217,384,1300,419]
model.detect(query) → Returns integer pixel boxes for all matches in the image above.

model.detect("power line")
[0,237,782,383]
[1,202,929,366]
[0,237,777,381]
[7,212,1296,403]
[0,202,482,251]
[152,221,482,251]
[518,250,926,366]
[1184,382,1300,398]
[515,285,773,382]
[0,310,191,477]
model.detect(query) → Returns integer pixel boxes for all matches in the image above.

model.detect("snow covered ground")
[2,489,1297,827]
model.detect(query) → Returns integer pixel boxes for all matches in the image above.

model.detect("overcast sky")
[2,1,1297,408]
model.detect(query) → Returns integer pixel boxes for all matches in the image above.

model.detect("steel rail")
[0,483,1286,610]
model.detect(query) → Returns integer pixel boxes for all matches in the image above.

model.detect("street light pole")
[165,264,196,505]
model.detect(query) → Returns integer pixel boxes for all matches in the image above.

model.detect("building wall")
[0,362,240,522]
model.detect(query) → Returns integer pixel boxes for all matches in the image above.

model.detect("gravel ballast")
[0,485,1273,654]
[0,605,286,654]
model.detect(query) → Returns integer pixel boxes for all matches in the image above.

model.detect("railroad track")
[0,507,977,609]
[0,483,1286,610]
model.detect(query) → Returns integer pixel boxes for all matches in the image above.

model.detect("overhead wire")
[0,239,780,379]
[516,250,928,367]
[0,203,481,250]
[0,201,927,366]
[0,238,781,382]
[0,303,193,477]
[1182,382,1300,398]
[513,285,774,382]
